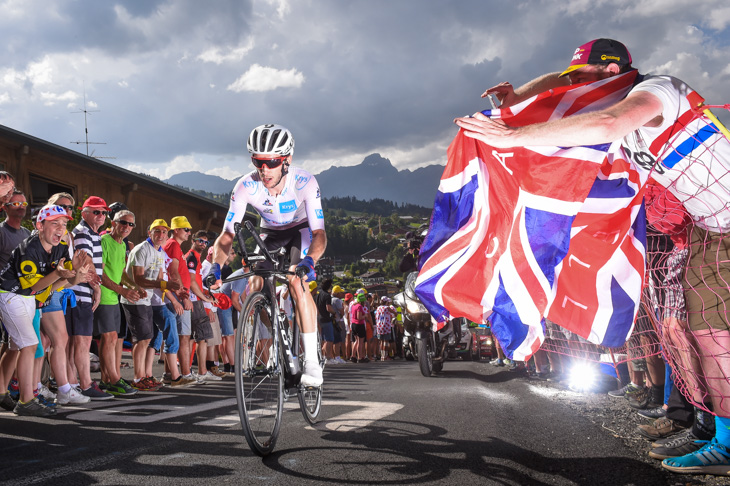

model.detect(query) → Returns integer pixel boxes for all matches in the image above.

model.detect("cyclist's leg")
[288,226,322,386]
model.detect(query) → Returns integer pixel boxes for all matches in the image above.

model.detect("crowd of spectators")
[0,172,239,417]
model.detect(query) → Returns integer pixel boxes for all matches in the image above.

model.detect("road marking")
[64,398,237,423]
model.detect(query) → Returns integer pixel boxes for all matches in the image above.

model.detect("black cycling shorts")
[256,222,312,269]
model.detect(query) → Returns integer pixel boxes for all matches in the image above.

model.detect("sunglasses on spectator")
[251,156,287,169]
[91,210,108,216]
[116,220,136,228]
[181,228,191,233]
[4,201,28,208]
[195,238,209,245]
[58,204,74,212]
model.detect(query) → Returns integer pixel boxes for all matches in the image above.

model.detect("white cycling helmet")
[247,124,295,157]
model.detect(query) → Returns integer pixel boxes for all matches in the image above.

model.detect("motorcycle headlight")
[486,338,493,346]
[405,299,428,315]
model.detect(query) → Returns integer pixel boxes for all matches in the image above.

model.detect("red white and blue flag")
[414,72,648,360]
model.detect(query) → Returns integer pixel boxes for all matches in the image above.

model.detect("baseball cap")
[559,38,632,77]
[149,219,171,231]
[344,293,353,301]
[38,205,70,223]
[356,288,367,295]
[332,285,343,294]
[170,216,192,229]
[309,281,318,291]
[81,196,110,211]
[381,296,390,303]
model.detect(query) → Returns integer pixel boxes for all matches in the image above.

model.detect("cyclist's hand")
[204,263,222,290]
[295,256,316,282]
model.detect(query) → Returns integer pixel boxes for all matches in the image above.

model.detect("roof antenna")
[70,90,116,159]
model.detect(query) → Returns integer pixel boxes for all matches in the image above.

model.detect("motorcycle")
[394,272,462,376]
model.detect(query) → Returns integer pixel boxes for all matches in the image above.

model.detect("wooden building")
[0,124,230,243]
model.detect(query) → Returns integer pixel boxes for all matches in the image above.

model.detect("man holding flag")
[418,38,730,476]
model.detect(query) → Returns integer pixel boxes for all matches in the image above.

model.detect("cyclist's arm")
[307,229,327,264]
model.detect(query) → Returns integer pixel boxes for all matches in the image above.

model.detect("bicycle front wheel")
[235,291,283,456]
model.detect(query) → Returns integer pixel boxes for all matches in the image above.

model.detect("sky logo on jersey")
[315,209,324,219]
[279,200,297,213]
[242,180,258,196]
[225,211,235,222]
[294,174,310,190]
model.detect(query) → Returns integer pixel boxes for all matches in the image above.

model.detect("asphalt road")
[1,357,687,485]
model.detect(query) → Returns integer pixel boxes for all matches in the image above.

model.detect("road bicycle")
[224,220,324,456]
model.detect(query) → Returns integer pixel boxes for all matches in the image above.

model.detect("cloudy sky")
[0,0,728,181]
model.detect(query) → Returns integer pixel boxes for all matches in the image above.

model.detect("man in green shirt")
[95,210,141,396]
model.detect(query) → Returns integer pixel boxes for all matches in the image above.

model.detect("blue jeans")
[152,305,180,354]
[218,307,234,337]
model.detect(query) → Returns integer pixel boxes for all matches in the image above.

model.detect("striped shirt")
[69,220,104,304]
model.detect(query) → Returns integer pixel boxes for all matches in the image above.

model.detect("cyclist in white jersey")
[208,124,327,387]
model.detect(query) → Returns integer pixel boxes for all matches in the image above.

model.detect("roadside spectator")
[66,196,113,400]
[96,209,140,397]
[0,205,91,415]
[185,230,219,383]
[163,216,196,382]
[331,285,347,363]
[220,262,250,373]
[315,279,337,364]
[350,293,369,363]
[343,293,354,361]
[200,245,226,378]
[375,296,397,361]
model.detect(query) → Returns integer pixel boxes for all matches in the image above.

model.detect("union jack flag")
[415,72,647,360]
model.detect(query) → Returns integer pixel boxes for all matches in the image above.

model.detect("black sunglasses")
[59,204,74,212]
[91,210,108,216]
[194,238,209,245]
[116,220,136,228]
[181,228,191,233]
[251,156,287,169]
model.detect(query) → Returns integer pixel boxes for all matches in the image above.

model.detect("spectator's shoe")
[300,363,324,387]
[489,358,504,366]
[652,430,686,448]
[638,406,667,419]
[326,358,338,365]
[210,366,226,378]
[81,382,114,400]
[170,375,196,387]
[358,358,370,364]
[637,417,688,440]
[628,388,662,410]
[37,384,56,401]
[350,357,358,363]
[335,357,348,364]
[197,371,223,383]
[145,376,165,389]
[650,430,703,460]
[36,394,57,408]
[0,392,17,411]
[131,379,157,391]
[107,379,139,397]
[662,438,730,476]
[181,373,198,385]
[56,386,91,405]
[14,397,56,417]
[607,382,639,398]
[160,373,172,385]
[7,379,19,401]
[507,362,526,374]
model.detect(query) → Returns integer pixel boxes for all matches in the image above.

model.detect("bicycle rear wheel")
[235,291,283,456]
[297,327,324,424]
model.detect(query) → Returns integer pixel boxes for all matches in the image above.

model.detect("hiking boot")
[650,430,704,460]
[637,417,688,440]
[106,379,139,397]
[662,438,730,476]
[57,386,91,405]
[14,397,57,417]
[81,382,114,400]
[209,366,226,378]
[608,382,640,398]
[638,406,667,420]
[0,392,17,411]
[170,375,196,387]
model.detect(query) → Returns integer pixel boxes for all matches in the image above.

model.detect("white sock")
[59,383,72,394]
[302,332,319,366]
[37,382,43,390]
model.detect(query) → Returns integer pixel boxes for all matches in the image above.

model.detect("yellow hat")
[332,285,343,294]
[170,216,192,229]
[309,281,318,291]
[149,219,171,231]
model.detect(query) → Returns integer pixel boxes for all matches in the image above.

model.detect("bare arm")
[456,90,664,149]
[482,72,569,108]
[306,229,327,264]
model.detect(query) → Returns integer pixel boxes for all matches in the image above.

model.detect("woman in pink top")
[349,294,368,363]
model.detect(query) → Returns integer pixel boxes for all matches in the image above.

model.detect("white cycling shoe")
[300,362,323,387]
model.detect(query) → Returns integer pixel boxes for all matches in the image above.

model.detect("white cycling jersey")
[223,166,325,234]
